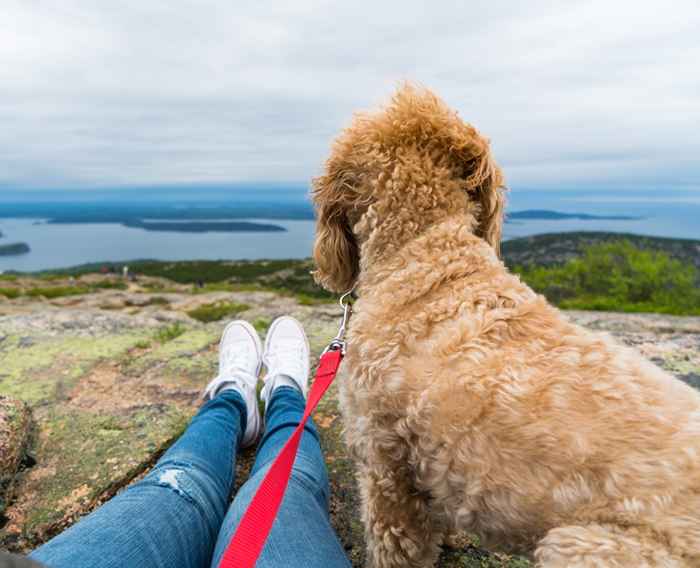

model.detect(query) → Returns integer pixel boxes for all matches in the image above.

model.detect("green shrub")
[252,317,272,334]
[155,323,186,343]
[91,280,128,290]
[516,240,700,316]
[129,259,333,301]
[0,287,21,299]
[25,286,89,299]
[296,293,333,306]
[187,301,250,323]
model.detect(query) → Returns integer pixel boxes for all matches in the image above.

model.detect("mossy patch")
[0,333,152,404]
[154,322,186,343]
[252,317,272,334]
[24,286,89,299]
[2,405,188,546]
[123,327,218,379]
[187,301,250,323]
[0,287,21,299]
[0,397,32,517]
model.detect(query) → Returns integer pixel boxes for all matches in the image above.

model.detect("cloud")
[1,0,698,190]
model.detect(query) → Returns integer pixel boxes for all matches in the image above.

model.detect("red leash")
[218,293,352,568]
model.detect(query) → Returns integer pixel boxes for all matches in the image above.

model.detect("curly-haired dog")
[311,85,700,567]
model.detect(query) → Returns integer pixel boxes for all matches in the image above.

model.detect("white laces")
[266,341,306,379]
[221,342,256,376]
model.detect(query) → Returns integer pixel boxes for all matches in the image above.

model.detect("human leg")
[210,317,350,568]
[31,390,246,568]
[32,320,264,568]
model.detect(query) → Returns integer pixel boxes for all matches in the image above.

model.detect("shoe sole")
[263,315,310,387]
[219,319,262,448]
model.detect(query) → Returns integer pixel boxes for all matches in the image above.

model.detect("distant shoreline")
[1,201,644,226]
[122,220,286,233]
[5,231,697,275]
[507,210,640,221]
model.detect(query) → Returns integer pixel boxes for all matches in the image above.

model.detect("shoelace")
[265,341,305,378]
[221,343,256,376]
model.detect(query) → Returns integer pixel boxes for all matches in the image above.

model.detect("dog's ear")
[312,172,360,294]
[458,137,506,256]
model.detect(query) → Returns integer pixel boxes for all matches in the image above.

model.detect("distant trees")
[516,240,700,315]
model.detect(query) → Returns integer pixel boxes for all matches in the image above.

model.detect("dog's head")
[312,84,505,293]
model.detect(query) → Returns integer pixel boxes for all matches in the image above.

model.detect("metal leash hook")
[323,287,354,355]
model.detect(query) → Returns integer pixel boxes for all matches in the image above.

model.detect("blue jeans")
[30,387,351,568]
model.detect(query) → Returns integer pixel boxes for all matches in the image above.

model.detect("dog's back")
[315,85,700,567]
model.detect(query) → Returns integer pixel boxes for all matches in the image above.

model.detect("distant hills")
[0,201,642,226]
[502,232,700,269]
[123,220,286,233]
[0,242,30,257]
[12,231,698,278]
[507,210,640,221]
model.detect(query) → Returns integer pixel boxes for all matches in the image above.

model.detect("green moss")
[25,286,89,299]
[252,317,272,334]
[296,293,334,306]
[187,301,250,323]
[36,274,65,281]
[154,323,186,343]
[21,405,189,534]
[90,280,128,290]
[125,328,218,378]
[165,355,217,383]
[0,287,21,299]
[141,283,180,294]
[0,333,151,403]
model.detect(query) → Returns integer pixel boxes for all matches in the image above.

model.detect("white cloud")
[0,0,698,190]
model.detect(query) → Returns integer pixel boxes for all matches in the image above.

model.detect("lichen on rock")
[1,281,698,567]
[0,396,32,518]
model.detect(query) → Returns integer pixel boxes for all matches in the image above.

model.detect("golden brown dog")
[311,85,700,567]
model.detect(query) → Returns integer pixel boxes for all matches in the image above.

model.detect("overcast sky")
[1,0,699,192]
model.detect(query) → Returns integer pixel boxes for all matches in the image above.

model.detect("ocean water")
[0,218,317,272]
[0,188,698,272]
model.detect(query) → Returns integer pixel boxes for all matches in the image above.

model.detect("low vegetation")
[25,285,89,299]
[154,323,186,343]
[0,278,127,300]
[3,235,699,317]
[252,317,272,334]
[516,240,700,316]
[187,301,250,323]
[0,287,21,299]
[106,259,332,301]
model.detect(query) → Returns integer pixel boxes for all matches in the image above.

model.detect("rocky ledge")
[1,278,699,567]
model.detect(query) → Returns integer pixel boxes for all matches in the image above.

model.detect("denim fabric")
[210,386,351,568]
[30,386,351,568]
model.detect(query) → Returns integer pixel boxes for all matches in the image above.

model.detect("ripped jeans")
[30,387,351,568]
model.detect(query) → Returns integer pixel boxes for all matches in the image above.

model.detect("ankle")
[261,373,303,405]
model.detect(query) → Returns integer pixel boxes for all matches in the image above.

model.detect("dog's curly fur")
[312,85,700,567]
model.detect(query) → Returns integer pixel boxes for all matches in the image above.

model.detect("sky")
[1,0,699,193]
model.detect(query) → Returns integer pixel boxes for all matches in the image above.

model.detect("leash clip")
[322,288,354,356]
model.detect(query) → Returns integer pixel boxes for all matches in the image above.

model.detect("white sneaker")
[260,316,310,405]
[203,320,262,448]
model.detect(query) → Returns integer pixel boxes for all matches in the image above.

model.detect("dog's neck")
[354,187,481,272]
[355,212,499,300]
